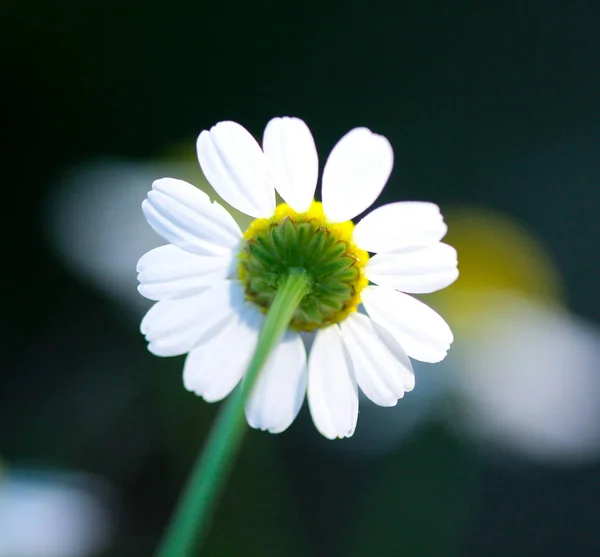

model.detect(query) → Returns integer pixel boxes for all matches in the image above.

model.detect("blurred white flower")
[452,292,600,464]
[0,469,113,557]
[45,159,169,314]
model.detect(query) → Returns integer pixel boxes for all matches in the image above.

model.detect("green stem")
[156,269,310,557]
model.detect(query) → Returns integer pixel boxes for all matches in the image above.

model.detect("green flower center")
[238,202,369,331]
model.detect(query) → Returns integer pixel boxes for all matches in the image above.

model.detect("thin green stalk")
[156,269,310,557]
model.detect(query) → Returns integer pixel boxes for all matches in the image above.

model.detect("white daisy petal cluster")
[138,117,458,439]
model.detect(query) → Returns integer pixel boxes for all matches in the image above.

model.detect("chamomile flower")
[138,117,458,439]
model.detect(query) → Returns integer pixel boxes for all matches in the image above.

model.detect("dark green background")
[3,2,600,556]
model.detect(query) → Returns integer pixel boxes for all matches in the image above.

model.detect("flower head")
[138,117,458,438]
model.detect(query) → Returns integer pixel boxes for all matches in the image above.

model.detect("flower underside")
[238,202,369,331]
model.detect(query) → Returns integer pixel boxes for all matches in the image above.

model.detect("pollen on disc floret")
[238,201,369,331]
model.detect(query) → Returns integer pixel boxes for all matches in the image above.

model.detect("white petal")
[183,302,263,402]
[197,121,275,218]
[262,117,318,213]
[361,285,454,363]
[340,313,414,406]
[142,178,242,256]
[365,243,459,294]
[307,325,358,439]
[245,330,307,433]
[137,245,234,300]
[353,201,447,253]
[321,127,393,223]
[140,280,244,357]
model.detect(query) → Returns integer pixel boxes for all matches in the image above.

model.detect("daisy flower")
[138,117,458,439]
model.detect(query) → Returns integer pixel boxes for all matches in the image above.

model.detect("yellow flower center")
[238,201,369,331]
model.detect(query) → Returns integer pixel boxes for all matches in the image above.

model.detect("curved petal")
[321,127,393,223]
[340,313,414,406]
[353,201,447,254]
[245,330,307,433]
[365,243,459,294]
[307,325,358,439]
[183,302,263,402]
[361,285,454,363]
[142,178,242,256]
[137,245,235,300]
[262,117,318,213]
[197,121,275,218]
[140,280,244,357]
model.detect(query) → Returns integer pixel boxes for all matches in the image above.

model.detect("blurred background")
[3,1,600,556]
